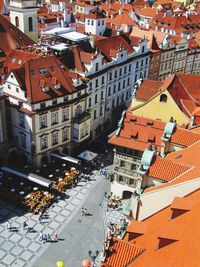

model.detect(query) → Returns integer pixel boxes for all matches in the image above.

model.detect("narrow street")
[32,174,110,267]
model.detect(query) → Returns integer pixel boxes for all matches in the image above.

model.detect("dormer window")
[160,94,167,102]
[52,99,57,106]
[40,102,46,109]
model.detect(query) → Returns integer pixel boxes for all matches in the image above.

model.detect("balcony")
[116,152,141,163]
[73,111,90,125]
[114,166,141,178]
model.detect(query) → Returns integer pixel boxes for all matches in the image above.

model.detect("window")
[100,106,103,116]
[108,87,111,96]
[123,80,126,88]
[135,74,137,83]
[52,99,57,106]
[142,46,145,53]
[160,94,167,102]
[126,91,129,100]
[124,66,127,74]
[127,77,130,86]
[52,132,58,146]
[62,128,69,141]
[95,79,99,87]
[98,20,100,26]
[146,58,148,65]
[112,99,115,108]
[136,62,139,69]
[75,105,82,116]
[141,60,143,67]
[115,70,117,78]
[120,160,125,167]
[87,19,90,25]
[95,94,98,104]
[88,97,92,107]
[102,76,105,84]
[16,87,19,92]
[119,68,122,76]
[101,91,103,100]
[109,72,112,80]
[94,110,97,120]
[64,96,68,102]
[20,134,26,148]
[118,82,121,91]
[118,175,124,183]
[89,82,92,90]
[129,179,136,187]
[73,128,79,139]
[40,136,48,150]
[113,84,116,94]
[40,102,46,109]
[91,20,94,26]
[39,114,47,129]
[15,16,19,28]
[8,84,11,89]
[95,63,99,71]
[63,109,69,121]
[129,64,131,72]
[28,17,33,32]
[19,113,25,127]
[121,94,124,103]
[102,20,104,25]
[51,111,58,125]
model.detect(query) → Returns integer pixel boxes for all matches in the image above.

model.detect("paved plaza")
[0,162,127,267]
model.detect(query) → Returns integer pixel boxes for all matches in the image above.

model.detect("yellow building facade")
[131,90,189,126]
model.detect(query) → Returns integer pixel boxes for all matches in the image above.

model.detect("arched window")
[28,17,33,32]
[160,94,167,102]
[15,16,19,28]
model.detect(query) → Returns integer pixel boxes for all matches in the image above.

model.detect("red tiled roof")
[170,196,193,211]
[125,189,200,267]
[0,15,34,55]
[111,13,136,26]
[147,156,191,181]
[136,80,164,100]
[8,56,76,104]
[136,7,157,17]
[86,7,106,19]
[109,112,200,153]
[101,238,144,267]
[95,35,134,61]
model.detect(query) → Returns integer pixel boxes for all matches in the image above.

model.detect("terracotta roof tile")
[101,238,144,267]
[125,189,200,267]
[147,156,191,181]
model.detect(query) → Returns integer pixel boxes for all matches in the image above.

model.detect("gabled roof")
[111,13,136,26]
[95,34,134,61]
[101,238,144,267]
[147,156,191,181]
[135,80,164,100]
[109,112,200,153]
[8,56,76,103]
[0,15,34,55]
[86,6,106,19]
[125,189,200,267]
[135,6,157,17]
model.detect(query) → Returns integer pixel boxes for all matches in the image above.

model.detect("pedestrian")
[23,221,27,230]
[54,232,58,242]
[47,233,51,241]
[84,208,87,216]
[81,208,84,216]
[7,221,11,231]
[39,231,43,242]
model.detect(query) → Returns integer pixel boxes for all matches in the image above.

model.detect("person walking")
[7,221,11,231]
[84,208,87,216]
[23,221,27,230]
[81,208,84,216]
[54,232,58,242]
[39,231,43,242]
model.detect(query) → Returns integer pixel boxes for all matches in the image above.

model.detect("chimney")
[89,35,95,48]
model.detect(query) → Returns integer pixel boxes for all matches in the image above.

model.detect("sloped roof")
[126,189,200,267]
[147,156,191,181]
[9,56,76,103]
[101,238,144,267]
[111,13,136,26]
[0,15,34,54]
[135,80,164,100]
